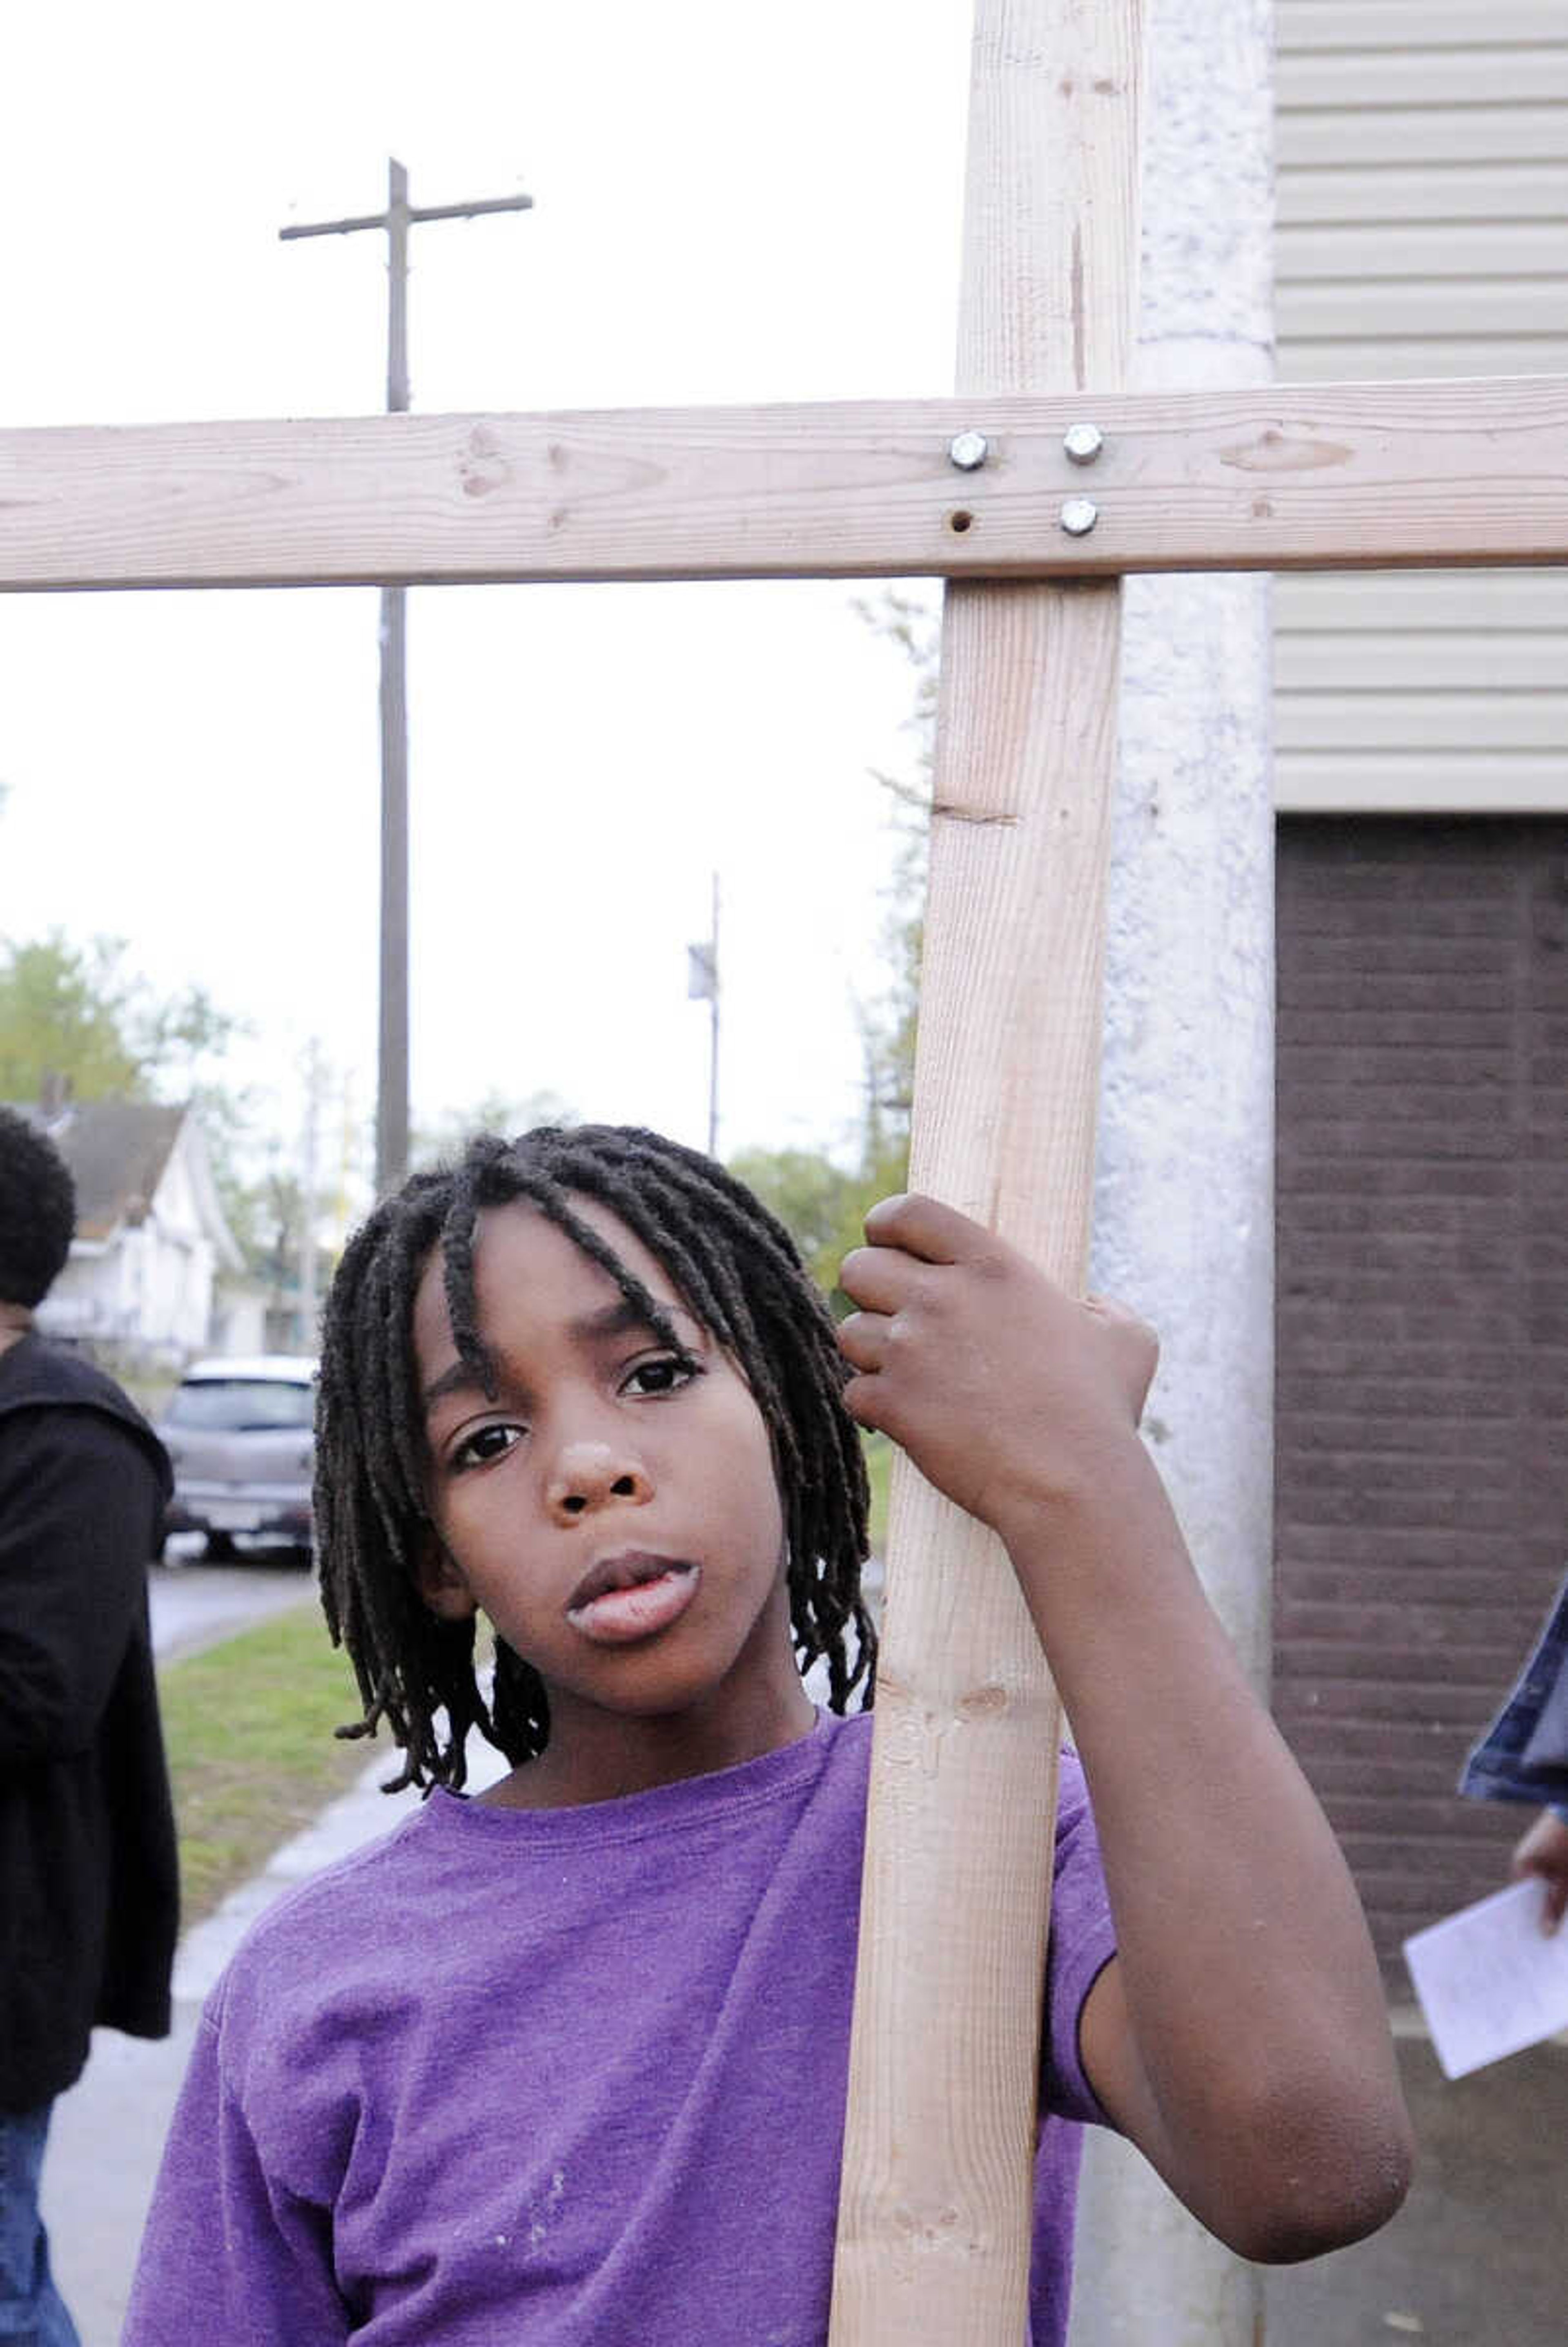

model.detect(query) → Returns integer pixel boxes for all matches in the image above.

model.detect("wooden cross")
[4,2,1565,2339]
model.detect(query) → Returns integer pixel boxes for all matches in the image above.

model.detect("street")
[147,1552,318,1664]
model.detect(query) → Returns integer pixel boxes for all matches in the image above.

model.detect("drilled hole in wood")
[948,510,974,533]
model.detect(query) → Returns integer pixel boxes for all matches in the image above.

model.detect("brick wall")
[1274,815,1568,1976]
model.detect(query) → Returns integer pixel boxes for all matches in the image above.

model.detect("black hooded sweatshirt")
[0,1334,178,2113]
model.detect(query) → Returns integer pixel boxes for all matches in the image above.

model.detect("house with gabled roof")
[8,1094,247,1364]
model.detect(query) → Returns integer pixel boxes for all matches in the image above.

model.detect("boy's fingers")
[836,1310,887,1374]
[840,1371,886,1434]
[838,1245,916,1314]
[861,1191,980,1265]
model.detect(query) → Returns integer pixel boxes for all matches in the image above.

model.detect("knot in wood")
[957,1682,1010,1722]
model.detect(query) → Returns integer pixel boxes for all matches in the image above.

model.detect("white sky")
[0,1,971,1188]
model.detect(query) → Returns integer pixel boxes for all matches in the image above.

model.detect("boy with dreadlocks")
[126,1124,1410,2345]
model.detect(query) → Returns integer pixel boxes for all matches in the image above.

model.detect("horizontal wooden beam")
[0,375,1559,591]
[0,376,1564,592]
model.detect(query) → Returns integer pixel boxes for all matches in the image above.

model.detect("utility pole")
[281,159,533,1196]
[686,873,720,1156]
[298,1037,325,1349]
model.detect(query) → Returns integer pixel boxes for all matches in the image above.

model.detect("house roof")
[3,1099,240,1267]
[22,1100,185,1240]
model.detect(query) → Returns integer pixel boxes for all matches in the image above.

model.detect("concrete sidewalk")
[41,1762,1568,2344]
[42,1749,428,2345]
[1264,2021,1567,2347]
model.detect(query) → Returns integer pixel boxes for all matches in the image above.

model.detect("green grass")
[158,1603,392,1927]
[862,1428,892,1555]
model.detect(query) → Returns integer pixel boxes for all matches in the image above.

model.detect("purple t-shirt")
[125,1710,1115,2345]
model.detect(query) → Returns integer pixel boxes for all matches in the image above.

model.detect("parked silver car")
[158,1354,318,1564]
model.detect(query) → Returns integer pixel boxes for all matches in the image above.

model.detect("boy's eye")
[624,1355,698,1398]
[450,1422,523,1472]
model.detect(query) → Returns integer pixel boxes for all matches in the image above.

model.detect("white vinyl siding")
[1275,1,1568,812]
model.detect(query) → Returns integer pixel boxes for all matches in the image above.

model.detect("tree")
[409,1089,576,1174]
[726,1147,867,1302]
[233,1158,309,1306]
[851,589,938,1167]
[0,929,272,1304]
[726,594,939,1312]
[0,930,243,1106]
[0,935,145,1100]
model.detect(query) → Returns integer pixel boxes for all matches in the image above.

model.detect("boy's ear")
[416,1535,478,1622]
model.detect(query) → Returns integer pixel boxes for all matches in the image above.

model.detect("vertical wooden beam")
[830,4,1145,2339]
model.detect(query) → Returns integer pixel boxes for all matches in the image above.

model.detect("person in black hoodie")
[0,1104,178,2347]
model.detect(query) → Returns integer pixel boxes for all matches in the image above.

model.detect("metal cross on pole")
[280,159,533,1195]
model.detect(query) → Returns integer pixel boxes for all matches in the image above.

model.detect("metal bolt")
[1063,421,1104,465]
[947,429,990,472]
[1059,496,1099,538]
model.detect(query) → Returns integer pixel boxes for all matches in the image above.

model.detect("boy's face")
[412,1194,798,1765]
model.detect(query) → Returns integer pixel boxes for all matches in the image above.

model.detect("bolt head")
[1059,496,1099,538]
[947,430,990,472]
[1063,422,1104,465]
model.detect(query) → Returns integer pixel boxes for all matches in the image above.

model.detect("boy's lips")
[565,1551,700,1646]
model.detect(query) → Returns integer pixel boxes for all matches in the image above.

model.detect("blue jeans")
[0,2104,79,2347]
[1461,1569,1568,1813]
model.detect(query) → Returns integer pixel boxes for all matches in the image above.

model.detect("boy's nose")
[546,1439,653,1524]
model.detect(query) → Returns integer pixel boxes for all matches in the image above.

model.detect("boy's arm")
[838,1194,1413,2266]
[125,2011,352,2345]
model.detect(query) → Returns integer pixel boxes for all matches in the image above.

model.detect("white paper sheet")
[1403,1876,1568,2079]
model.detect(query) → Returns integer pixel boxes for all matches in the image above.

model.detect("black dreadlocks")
[315,1124,875,1792]
[0,1107,76,1309]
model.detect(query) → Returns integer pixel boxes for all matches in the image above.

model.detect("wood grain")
[1,376,1565,592]
[828,0,1142,2338]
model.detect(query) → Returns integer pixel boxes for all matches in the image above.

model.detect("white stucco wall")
[1069,2,1276,2342]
